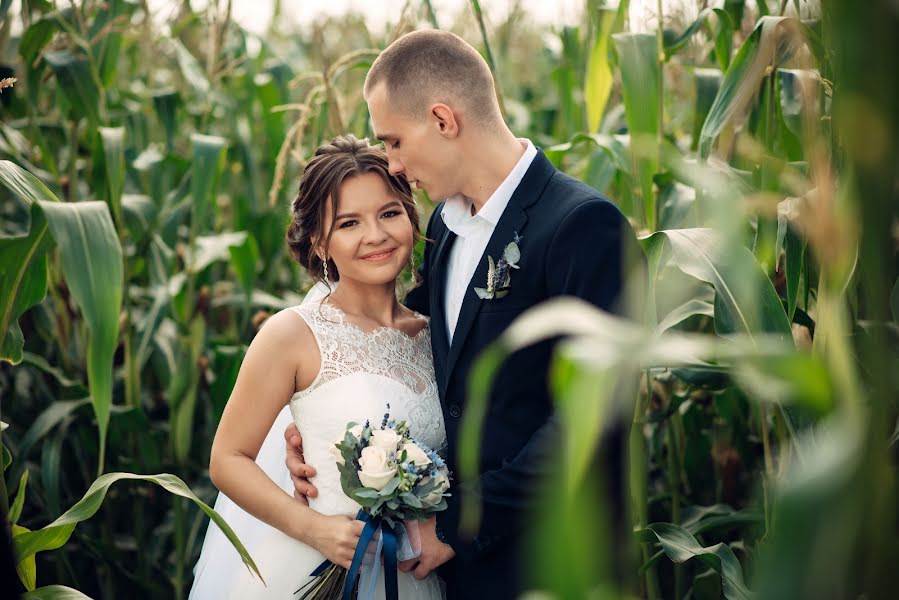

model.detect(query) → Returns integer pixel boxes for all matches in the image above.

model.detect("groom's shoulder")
[537,167,623,225]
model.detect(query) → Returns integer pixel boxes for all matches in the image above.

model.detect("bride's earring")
[321,257,329,282]
[409,252,415,270]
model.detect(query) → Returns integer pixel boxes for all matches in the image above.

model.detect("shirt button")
[448,404,462,418]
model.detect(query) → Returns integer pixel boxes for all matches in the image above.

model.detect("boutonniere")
[475,232,522,300]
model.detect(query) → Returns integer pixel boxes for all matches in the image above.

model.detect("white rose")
[358,446,396,490]
[419,470,450,506]
[402,442,431,467]
[370,428,402,453]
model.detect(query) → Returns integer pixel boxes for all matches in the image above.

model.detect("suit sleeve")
[403,204,443,315]
[440,197,639,561]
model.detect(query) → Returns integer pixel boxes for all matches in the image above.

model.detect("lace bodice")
[286,302,446,517]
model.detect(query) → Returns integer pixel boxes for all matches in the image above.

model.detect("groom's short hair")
[363,29,502,127]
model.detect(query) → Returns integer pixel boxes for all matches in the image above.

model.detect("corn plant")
[0,0,896,598]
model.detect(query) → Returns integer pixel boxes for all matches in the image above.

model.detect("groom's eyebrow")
[335,201,401,220]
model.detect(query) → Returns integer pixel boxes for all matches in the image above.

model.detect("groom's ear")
[431,103,459,138]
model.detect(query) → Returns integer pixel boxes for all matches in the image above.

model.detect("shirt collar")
[441,139,537,236]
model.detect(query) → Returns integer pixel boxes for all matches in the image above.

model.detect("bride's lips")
[360,248,397,261]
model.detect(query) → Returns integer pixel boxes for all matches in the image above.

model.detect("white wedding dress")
[189,296,446,599]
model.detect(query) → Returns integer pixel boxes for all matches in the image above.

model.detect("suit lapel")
[443,151,555,386]
[429,223,456,391]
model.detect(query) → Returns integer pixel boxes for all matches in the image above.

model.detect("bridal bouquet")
[297,407,450,599]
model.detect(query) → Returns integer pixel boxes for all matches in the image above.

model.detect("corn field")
[0,0,897,598]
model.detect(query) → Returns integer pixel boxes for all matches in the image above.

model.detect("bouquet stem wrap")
[311,509,420,600]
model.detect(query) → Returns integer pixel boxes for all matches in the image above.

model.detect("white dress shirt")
[442,139,538,343]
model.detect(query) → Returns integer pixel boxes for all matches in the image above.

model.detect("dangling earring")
[321,257,329,282]
[409,252,416,270]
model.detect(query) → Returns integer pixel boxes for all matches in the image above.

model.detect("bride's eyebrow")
[335,201,401,220]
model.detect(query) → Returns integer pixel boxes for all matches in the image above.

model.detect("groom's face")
[368,83,458,201]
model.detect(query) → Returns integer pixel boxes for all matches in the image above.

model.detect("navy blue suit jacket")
[404,150,637,598]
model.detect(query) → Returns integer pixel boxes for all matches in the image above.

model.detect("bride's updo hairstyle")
[286,134,420,284]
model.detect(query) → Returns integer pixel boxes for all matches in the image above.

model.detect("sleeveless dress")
[189,301,446,599]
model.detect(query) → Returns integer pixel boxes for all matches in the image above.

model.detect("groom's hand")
[398,516,455,580]
[284,422,318,503]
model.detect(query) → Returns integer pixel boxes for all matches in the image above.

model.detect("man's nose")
[387,153,404,177]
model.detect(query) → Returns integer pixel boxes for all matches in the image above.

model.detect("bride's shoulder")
[251,307,316,349]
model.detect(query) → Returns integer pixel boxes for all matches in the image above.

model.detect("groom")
[285,29,639,598]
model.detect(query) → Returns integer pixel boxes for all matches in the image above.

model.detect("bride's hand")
[310,514,365,569]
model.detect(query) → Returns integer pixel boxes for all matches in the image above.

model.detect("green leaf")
[2,441,12,472]
[0,162,59,364]
[657,176,698,230]
[44,50,101,126]
[401,492,423,508]
[42,429,65,518]
[664,8,712,58]
[0,203,50,365]
[99,127,126,228]
[612,33,660,229]
[22,352,88,396]
[584,8,617,132]
[642,229,792,339]
[699,16,806,158]
[12,472,262,582]
[733,352,834,416]
[18,9,74,66]
[712,9,735,70]
[550,352,622,495]
[639,522,751,600]
[152,91,180,153]
[22,585,93,599]
[89,0,135,86]
[13,524,37,591]
[39,200,123,471]
[778,213,806,321]
[14,398,91,466]
[692,69,723,153]
[170,38,211,98]
[190,134,228,239]
[0,0,14,21]
[170,317,205,464]
[680,503,759,534]
[190,231,249,274]
[9,470,29,524]
[656,297,715,333]
[229,234,260,301]
[122,194,158,244]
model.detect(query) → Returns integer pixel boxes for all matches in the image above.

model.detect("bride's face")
[320,171,414,286]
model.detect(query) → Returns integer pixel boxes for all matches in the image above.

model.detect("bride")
[189,135,446,599]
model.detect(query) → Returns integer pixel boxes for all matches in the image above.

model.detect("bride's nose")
[361,219,389,245]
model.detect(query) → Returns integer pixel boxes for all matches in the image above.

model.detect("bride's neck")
[329,279,402,326]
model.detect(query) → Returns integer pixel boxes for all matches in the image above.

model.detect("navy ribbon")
[311,510,399,600]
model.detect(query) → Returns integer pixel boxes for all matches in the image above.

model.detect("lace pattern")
[289,302,438,400]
